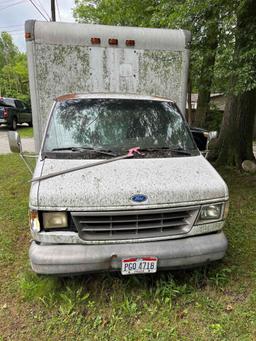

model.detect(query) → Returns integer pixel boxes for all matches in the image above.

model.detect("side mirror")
[8,131,22,153]
[8,131,36,175]
[204,131,218,159]
[207,131,218,142]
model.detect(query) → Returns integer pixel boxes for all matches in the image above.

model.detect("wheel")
[9,117,17,130]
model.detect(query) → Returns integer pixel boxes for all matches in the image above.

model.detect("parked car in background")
[0,97,32,130]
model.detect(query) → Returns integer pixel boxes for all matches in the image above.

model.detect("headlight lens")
[197,203,223,224]
[43,212,68,229]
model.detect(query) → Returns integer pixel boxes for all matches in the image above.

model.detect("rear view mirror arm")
[19,153,34,175]
[18,140,35,175]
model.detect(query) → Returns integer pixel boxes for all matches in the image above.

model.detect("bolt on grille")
[71,207,199,241]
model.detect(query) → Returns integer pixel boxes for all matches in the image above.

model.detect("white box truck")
[9,21,228,275]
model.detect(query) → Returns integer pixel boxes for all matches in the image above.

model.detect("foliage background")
[0,32,30,104]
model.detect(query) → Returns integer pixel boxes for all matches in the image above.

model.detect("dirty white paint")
[26,21,190,152]
[30,155,228,210]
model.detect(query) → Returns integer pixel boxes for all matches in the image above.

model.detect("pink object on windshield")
[127,147,144,157]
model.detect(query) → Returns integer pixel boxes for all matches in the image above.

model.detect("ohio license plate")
[121,257,158,275]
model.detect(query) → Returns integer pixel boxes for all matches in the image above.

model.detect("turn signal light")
[25,32,31,40]
[29,210,40,232]
[224,201,229,219]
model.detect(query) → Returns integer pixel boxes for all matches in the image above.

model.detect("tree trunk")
[210,90,256,166]
[195,12,219,128]
[209,0,256,167]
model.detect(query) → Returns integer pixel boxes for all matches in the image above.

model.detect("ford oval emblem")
[131,194,148,203]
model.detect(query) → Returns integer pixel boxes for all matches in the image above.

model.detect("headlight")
[196,203,223,224]
[43,212,68,229]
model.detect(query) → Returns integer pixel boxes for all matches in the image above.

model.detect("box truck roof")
[25,21,191,51]
[55,93,175,103]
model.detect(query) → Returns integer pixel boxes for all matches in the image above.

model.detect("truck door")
[15,100,30,123]
[14,100,24,123]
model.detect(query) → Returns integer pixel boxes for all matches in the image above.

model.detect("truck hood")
[31,155,228,210]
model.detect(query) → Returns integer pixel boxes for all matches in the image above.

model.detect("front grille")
[71,207,199,241]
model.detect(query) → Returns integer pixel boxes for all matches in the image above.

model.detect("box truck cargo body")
[20,21,228,275]
[25,21,190,152]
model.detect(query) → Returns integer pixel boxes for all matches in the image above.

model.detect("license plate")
[121,257,158,275]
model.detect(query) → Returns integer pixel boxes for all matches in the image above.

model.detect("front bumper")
[29,231,228,275]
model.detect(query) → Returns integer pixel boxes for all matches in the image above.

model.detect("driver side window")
[14,100,24,109]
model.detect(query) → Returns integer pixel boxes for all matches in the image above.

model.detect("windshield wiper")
[31,147,144,182]
[51,146,117,156]
[140,147,192,156]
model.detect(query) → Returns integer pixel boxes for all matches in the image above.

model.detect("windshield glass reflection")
[43,99,196,153]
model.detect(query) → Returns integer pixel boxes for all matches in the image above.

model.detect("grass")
[0,124,33,138]
[17,125,33,138]
[0,154,256,340]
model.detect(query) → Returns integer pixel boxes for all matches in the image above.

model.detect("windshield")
[43,98,197,156]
